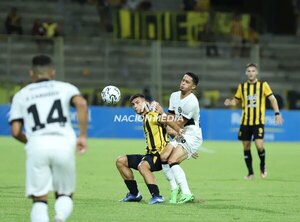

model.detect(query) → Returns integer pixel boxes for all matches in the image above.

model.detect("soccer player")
[154,72,203,204]
[224,63,283,180]
[116,94,168,204]
[9,55,88,222]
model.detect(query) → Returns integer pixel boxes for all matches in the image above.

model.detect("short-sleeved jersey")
[143,111,169,155]
[9,79,80,140]
[168,91,200,130]
[234,80,273,125]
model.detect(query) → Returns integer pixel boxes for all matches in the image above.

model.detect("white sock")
[162,164,178,190]
[54,196,73,221]
[170,164,192,195]
[31,202,49,222]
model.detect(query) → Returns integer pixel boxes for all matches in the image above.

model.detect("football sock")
[258,149,266,172]
[162,163,178,190]
[244,150,253,175]
[124,180,139,195]
[31,201,49,222]
[147,184,160,196]
[54,195,73,222]
[170,163,192,195]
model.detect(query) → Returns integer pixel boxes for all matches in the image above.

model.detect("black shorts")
[127,153,162,172]
[238,124,265,141]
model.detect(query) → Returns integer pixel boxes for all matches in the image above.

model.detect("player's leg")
[26,138,52,222]
[239,125,254,179]
[51,138,76,222]
[160,143,178,197]
[31,195,49,222]
[255,139,267,178]
[138,154,164,204]
[253,125,267,178]
[167,145,194,203]
[116,154,143,201]
[242,140,254,179]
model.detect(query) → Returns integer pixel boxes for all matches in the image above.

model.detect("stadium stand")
[0,0,299,108]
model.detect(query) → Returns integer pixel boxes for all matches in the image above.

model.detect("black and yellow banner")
[113,10,250,42]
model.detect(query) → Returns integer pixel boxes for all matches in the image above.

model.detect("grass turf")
[0,136,299,222]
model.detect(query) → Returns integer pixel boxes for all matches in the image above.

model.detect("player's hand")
[275,114,284,125]
[224,99,231,106]
[151,101,164,114]
[77,136,87,154]
[191,152,199,159]
[178,128,185,136]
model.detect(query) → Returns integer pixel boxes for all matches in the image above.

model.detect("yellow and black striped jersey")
[234,80,273,125]
[143,111,169,154]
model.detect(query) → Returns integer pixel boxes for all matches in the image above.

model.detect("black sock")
[258,149,266,172]
[244,150,253,175]
[147,184,159,197]
[124,180,138,196]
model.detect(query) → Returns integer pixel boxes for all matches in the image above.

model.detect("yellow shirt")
[234,80,273,125]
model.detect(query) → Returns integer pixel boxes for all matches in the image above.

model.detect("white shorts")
[170,127,203,159]
[25,135,76,197]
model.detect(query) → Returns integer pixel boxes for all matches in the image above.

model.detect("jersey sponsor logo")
[246,94,257,108]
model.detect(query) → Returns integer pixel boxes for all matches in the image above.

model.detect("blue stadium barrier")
[0,105,299,141]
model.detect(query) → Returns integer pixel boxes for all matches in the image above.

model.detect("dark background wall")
[211,0,296,34]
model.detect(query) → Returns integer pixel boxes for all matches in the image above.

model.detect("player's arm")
[159,113,185,135]
[268,94,283,125]
[225,84,242,107]
[10,120,27,143]
[72,95,88,154]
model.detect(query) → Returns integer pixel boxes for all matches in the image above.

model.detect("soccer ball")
[101,85,121,104]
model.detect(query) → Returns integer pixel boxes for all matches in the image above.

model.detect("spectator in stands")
[123,0,140,10]
[230,13,244,57]
[5,7,23,35]
[96,0,123,32]
[241,27,259,57]
[123,0,151,11]
[182,0,197,11]
[199,23,219,57]
[31,19,47,51]
[32,19,46,37]
[194,0,210,12]
[43,19,59,38]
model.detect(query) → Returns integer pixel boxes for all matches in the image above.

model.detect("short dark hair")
[246,63,258,69]
[32,55,53,67]
[129,93,145,103]
[185,72,199,86]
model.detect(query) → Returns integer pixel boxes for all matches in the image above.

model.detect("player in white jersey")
[154,72,202,204]
[9,55,88,222]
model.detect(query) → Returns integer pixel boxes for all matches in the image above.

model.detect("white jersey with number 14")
[9,80,80,140]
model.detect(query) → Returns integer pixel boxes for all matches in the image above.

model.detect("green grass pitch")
[0,136,299,222]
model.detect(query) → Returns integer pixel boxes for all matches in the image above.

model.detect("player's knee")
[32,194,48,203]
[137,162,149,174]
[160,152,168,162]
[115,155,127,168]
[167,158,177,166]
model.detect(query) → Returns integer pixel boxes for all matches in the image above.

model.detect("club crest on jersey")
[178,107,182,114]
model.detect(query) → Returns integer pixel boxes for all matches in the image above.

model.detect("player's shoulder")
[170,91,180,99]
[52,80,79,91]
[13,83,33,98]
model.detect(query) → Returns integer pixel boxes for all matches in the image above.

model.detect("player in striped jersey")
[116,94,169,204]
[224,63,283,180]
